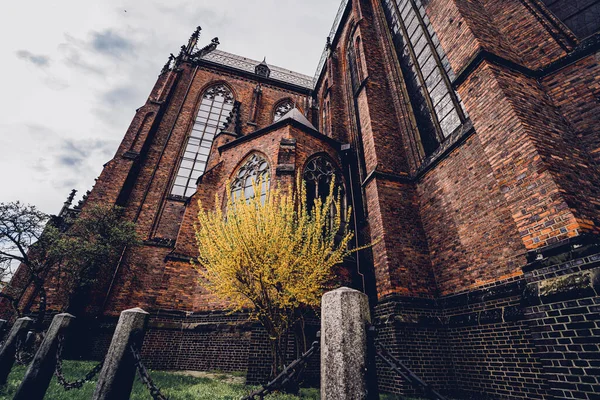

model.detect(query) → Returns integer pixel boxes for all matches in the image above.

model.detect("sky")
[0,0,342,215]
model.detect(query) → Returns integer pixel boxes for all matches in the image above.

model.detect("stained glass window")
[273,100,294,122]
[231,153,270,203]
[172,84,234,197]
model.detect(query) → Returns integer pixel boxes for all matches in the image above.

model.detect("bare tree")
[0,202,57,324]
[0,201,139,327]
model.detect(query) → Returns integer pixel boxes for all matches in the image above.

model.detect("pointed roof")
[277,107,317,130]
[218,106,340,154]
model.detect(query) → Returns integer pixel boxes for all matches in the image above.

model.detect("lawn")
[0,360,430,399]
[0,360,320,400]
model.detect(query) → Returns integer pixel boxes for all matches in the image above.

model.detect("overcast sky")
[0,0,341,215]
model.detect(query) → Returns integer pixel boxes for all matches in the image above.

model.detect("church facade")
[9,0,600,398]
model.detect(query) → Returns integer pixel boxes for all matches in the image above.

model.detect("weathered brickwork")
[4,0,600,398]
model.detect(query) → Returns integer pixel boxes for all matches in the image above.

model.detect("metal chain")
[54,335,104,390]
[369,326,447,400]
[14,336,33,365]
[130,343,169,400]
[242,332,320,400]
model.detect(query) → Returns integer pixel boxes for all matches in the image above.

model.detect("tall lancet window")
[540,0,600,39]
[172,84,234,197]
[382,0,468,156]
[273,99,294,122]
[231,153,271,203]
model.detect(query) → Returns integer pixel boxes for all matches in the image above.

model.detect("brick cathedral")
[8,0,600,398]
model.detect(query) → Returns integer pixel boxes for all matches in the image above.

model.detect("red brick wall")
[417,133,525,295]
[155,122,343,312]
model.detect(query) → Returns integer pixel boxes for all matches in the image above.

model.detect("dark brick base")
[68,310,319,386]
[52,244,600,399]
[374,243,600,399]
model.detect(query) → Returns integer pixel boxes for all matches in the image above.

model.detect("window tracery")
[304,156,344,209]
[273,100,295,122]
[171,83,234,197]
[231,153,271,203]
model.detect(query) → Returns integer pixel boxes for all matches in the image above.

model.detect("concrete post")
[321,287,371,400]
[92,307,150,400]
[13,313,74,400]
[0,317,33,385]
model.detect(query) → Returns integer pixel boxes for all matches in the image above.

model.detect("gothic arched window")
[231,153,271,203]
[172,84,234,197]
[354,37,365,83]
[273,100,294,122]
[322,100,330,136]
[303,155,344,214]
[381,0,468,156]
[347,38,360,93]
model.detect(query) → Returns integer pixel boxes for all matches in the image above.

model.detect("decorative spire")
[186,26,202,55]
[220,101,242,136]
[160,54,175,75]
[58,189,77,217]
[176,45,187,63]
[64,189,77,207]
[167,26,220,71]
[255,57,271,78]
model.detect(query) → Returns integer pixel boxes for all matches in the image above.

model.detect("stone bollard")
[13,313,74,400]
[321,287,371,400]
[92,307,150,400]
[0,317,33,385]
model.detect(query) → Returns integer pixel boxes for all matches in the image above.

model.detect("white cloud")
[0,0,342,214]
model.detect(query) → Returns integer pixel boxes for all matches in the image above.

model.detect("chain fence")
[242,332,320,400]
[54,334,104,390]
[369,326,448,400]
[14,334,34,366]
[130,343,170,400]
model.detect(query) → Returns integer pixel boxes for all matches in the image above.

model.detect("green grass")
[0,360,320,400]
[0,360,435,399]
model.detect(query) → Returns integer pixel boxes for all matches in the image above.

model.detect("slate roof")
[200,50,313,89]
[277,107,317,131]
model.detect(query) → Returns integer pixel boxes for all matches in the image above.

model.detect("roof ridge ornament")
[255,56,271,78]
